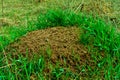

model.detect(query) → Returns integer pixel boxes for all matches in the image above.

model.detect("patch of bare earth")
[6,26,93,74]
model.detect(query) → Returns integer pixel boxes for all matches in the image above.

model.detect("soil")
[6,26,92,72]
[6,26,87,54]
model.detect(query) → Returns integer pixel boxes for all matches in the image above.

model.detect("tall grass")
[80,16,120,55]
[0,52,45,80]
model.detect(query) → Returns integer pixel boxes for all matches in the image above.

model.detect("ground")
[0,0,120,79]
[6,26,88,68]
[5,26,102,79]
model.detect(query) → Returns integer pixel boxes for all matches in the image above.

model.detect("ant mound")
[6,27,90,68]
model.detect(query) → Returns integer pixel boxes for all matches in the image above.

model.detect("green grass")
[0,9,120,79]
[80,16,120,54]
[0,52,45,80]
[0,0,120,79]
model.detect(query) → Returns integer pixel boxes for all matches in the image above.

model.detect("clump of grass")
[36,9,84,29]
[80,16,120,54]
[0,52,45,80]
[36,9,66,28]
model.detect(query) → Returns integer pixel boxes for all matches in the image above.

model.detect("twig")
[74,0,84,13]
[0,64,14,69]
[1,0,4,26]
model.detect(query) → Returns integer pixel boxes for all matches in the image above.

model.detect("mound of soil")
[7,26,87,53]
[6,27,91,71]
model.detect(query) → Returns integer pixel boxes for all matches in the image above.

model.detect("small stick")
[1,0,3,16]
[0,64,14,69]
[1,0,4,26]
[74,0,84,13]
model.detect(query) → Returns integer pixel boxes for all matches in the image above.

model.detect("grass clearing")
[0,0,120,79]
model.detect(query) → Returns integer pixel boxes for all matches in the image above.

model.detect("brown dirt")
[4,26,99,79]
[6,26,92,72]
[6,26,87,54]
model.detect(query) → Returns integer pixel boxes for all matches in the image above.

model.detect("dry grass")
[0,0,119,27]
